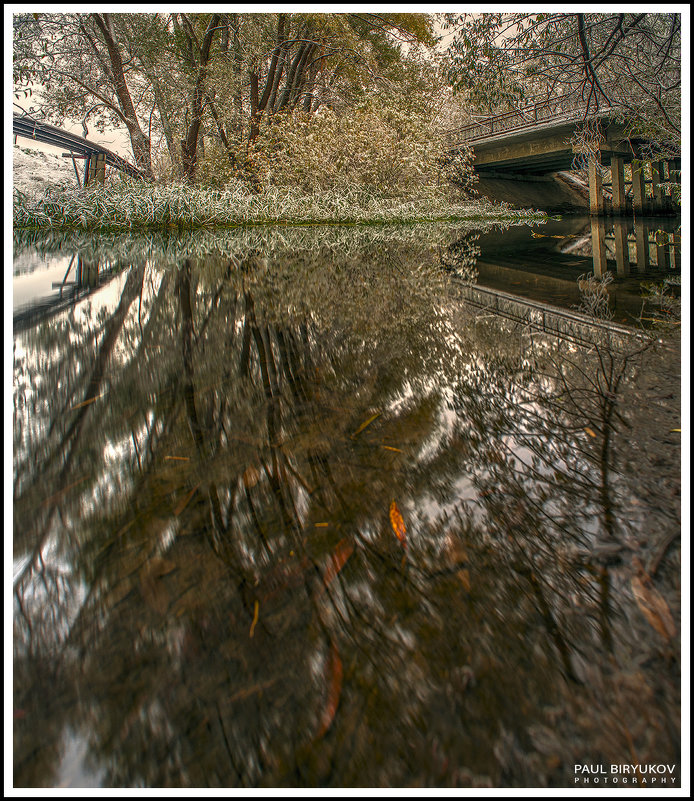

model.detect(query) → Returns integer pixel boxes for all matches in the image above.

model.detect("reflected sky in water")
[12,223,681,788]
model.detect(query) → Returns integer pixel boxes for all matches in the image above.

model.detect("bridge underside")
[469,121,663,177]
[13,115,144,182]
[473,172,589,212]
[462,119,680,216]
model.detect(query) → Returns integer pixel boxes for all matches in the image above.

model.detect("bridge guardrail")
[452,280,649,352]
[12,115,145,180]
[452,92,616,145]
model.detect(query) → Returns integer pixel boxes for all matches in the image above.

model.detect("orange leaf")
[323,538,354,587]
[631,558,676,641]
[249,600,259,638]
[243,465,261,489]
[317,641,343,738]
[584,427,597,438]
[69,392,105,411]
[352,412,381,437]
[457,568,471,592]
[389,500,407,548]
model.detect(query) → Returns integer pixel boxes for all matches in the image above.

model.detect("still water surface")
[13,218,681,788]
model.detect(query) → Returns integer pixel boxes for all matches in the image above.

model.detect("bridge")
[13,252,124,333]
[452,281,649,353]
[450,92,681,216]
[13,113,146,186]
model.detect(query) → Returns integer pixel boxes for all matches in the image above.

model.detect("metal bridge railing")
[452,92,616,145]
[453,281,648,352]
[12,114,146,181]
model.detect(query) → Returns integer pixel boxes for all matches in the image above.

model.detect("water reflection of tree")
[13,234,678,788]
[437,318,679,781]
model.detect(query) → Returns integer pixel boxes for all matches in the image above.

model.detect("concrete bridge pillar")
[631,164,646,215]
[610,156,626,215]
[85,153,106,187]
[667,160,680,196]
[666,161,680,212]
[588,159,604,216]
[591,218,608,276]
[634,221,650,272]
[656,230,670,270]
[613,220,630,275]
[77,256,99,287]
[669,233,680,269]
[650,161,665,212]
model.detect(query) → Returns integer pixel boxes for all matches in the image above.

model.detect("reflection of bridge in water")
[453,282,649,352]
[592,218,679,276]
[446,215,679,346]
[13,255,122,333]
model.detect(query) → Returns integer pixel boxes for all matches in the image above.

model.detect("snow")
[13,143,79,196]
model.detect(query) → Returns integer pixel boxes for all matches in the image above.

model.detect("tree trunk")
[151,80,178,172]
[249,71,260,142]
[180,14,221,181]
[91,13,154,180]
[277,41,310,112]
[290,44,316,110]
[303,57,319,112]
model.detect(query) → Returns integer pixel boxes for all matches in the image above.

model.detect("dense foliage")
[13,179,530,232]
[14,12,456,189]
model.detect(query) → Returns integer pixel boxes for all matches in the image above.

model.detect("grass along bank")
[13,179,547,232]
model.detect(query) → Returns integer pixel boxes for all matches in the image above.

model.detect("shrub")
[244,96,476,199]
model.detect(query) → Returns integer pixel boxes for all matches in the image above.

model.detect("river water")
[12,217,681,788]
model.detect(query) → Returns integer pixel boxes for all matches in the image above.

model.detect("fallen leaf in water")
[390,501,407,548]
[446,535,468,564]
[174,484,199,516]
[317,641,343,738]
[69,392,106,411]
[323,538,354,587]
[631,558,676,641]
[152,556,176,576]
[382,445,403,453]
[249,600,259,638]
[352,412,381,437]
[446,535,470,589]
[164,455,190,461]
[243,465,261,489]
[315,522,330,528]
[584,427,597,438]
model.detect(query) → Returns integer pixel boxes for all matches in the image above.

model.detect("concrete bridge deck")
[467,119,657,177]
[450,95,680,216]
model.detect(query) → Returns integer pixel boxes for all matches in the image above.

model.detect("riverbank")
[13,178,547,232]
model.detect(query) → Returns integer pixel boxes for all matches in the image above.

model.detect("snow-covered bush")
[241,97,475,199]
